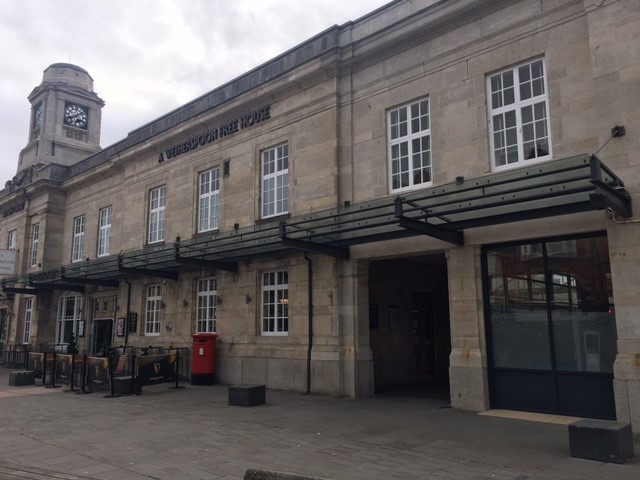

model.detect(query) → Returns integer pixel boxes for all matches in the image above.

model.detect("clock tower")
[17,63,105,173]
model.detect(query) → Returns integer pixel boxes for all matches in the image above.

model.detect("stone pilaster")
[608,222,640,432]
[337,259,374,397]
[447,246,490,411]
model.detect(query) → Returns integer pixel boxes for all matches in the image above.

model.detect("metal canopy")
[1,154,630,292]
[280,154,631,249]
[174,242,239,272]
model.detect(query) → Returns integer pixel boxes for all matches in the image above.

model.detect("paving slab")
[0,367,638,480]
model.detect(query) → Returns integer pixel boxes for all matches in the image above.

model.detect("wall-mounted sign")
[159,105,271,163]
[0,249,16,276]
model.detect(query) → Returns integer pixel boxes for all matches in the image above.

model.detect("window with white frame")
[388,98,431,192]
[71,215,85,262]
[23,297,34,344]
[261,144,289,218]
[145,285,162,336]
[198,168,220,233]
[488,59,551,170]
[30,223,39,267]
[148,186,166,244]
[97,206,112,257]
[8,230,16,250]
[57,295,81,344]
[262,271,289,335]
[196,278,217,333]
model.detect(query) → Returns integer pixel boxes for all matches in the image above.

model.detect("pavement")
[0,366,638,480]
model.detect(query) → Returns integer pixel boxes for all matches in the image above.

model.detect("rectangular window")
[488,59,551,170]
[261,144,289,218]
[57,295,81,344]
[71,215,85,262]
[148,186,166,244]
[97,206,112,257]
[198,168,220,233]
[388,98,431,192]
[8,230,17,250]
[23,298,34,344]
[485,235,615,373]
[262,271,289,335]
[196,278,217,333]
[145,285,162,336]
[30,223,39,267]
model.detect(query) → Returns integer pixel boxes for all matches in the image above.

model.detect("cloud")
[0,0,389,185]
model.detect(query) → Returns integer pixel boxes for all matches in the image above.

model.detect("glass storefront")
[484,233,617,418]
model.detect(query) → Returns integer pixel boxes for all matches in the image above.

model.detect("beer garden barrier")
[2,344,31,368]
[20,345,189,397]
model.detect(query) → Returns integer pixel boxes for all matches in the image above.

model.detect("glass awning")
[2,154,631,294]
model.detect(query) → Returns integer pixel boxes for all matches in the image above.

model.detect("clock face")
[63,103,88,129]
[33,102,43,129]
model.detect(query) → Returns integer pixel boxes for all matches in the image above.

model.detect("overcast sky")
[0,0,391,186]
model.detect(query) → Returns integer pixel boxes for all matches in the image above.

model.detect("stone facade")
[1,0,639,430]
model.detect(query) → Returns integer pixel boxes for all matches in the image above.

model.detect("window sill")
[256,213,290,226]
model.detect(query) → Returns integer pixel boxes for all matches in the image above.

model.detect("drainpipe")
[124,278,131,347]
[305,253,313,394]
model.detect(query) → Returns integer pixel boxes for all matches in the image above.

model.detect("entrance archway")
[368,254,451,400]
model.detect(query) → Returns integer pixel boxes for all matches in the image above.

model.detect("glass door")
[484,234,616,419]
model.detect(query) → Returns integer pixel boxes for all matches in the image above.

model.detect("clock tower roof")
[39,63,96,94]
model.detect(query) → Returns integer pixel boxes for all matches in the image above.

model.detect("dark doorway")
[413,291,436,376]
[369,254,451,401]
[93,320,113,355]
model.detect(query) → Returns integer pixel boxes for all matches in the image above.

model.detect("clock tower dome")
[17,63,105,173]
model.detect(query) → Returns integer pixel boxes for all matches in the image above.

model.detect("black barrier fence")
[170,348,189,382]
[83,355,111,394]
[2,343,81,370]
[7,346,189,398]
[26,352,48,385]
[54,353,83,392]
[108,345,190,382]
[136,352,177,386]
[107,346,135,377]
[104,346,135,397]
[2,344,29,367]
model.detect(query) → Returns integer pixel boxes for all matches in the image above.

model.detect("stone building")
[1,0,639,430]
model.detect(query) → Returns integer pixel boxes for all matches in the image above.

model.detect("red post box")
[191,333,217,385]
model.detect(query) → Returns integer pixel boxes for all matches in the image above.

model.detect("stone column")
[447,245,490,411]
[608,223,640,432]
[337,259,374,397]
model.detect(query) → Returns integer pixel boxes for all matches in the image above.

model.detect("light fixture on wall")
[245,294,251,304]
[611,125,626,137]
[182,299,188,308]
[165,323,173,331]
[593,124,627,158]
